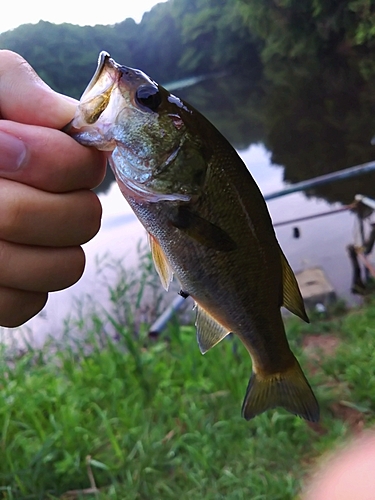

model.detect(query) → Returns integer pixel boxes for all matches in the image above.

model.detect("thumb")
[0,50,77,128]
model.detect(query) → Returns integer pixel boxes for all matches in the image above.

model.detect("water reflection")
[262,56,375,204]
[178,56,375,205]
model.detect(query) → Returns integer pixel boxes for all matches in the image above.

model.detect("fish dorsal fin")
[195,304,231,354]
[148,234,173,291]
[169,207,237,252]
[281,251,309,323]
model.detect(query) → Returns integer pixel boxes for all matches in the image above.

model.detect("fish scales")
[124,142,289,371]
[67,51,319,422]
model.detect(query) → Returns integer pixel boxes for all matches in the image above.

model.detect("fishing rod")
[264,160,375,201]
[273,204,356,228]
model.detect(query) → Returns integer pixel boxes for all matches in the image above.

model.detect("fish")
[67,51,319,422]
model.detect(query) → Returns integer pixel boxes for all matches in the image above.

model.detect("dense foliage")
[236,0,375,61]
[0,0,261,99]
[2,0,374,96]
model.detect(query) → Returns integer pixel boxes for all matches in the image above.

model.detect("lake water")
[3,64,375,348]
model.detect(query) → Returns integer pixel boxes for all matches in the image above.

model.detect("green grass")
[1,293,375,499]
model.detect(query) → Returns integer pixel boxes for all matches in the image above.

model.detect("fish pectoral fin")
[195,305,231,354]
[281,251,309,323]
[241,357,319,422]
[148,234,173,291]
[169,206,237,252]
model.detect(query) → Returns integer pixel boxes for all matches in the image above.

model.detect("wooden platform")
[295,267,336,308]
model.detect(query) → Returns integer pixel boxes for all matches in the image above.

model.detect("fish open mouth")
[84,51,110,95]
[63,52,121,135]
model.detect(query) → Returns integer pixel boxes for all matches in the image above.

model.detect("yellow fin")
[148,234,173,291]
[195,305,231,354]
[241,356,319,422]
[281,251,309,323]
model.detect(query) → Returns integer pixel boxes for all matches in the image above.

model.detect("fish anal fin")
[195,305,231,354]
[169,207,237,252]
[241,356,319,422]
[281,251,309,323]
[148,234,173,291]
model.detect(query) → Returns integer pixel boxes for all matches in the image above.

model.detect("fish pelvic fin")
[195,305,231,354]
[148,234,173,291]
[241,357,319,422]
[281,251,309,323]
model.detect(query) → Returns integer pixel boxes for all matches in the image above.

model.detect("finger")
[0,287,48,328]
[0,241,85,293]
[0,121,107,193]
[0,50,77,127]
[0,51,107,192]
[0,51,104,328]
[0,179,102,246]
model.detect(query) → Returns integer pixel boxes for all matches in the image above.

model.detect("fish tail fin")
[241,357,319,422]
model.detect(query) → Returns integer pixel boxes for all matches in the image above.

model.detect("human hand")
[303,431,375,500]
[0,50,106,327]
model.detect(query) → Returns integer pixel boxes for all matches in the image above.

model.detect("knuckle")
[69,246,86,283]
[88,191,103,231]
[0,181,26,241]
[53,247,85,291]
[0,288,47,328]
[78,150,107,190]
[90,151,107,188]
[5,198,23,236]
[79,191,102,243]
[0,240,11,273]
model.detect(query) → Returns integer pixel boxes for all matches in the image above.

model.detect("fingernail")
[0,130,28,171]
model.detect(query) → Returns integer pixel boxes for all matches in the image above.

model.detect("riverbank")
[1,292,375,498]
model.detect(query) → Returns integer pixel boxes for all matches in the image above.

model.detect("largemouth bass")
[67,52,319,422]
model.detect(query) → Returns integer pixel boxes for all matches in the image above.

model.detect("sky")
[0,0,168,34]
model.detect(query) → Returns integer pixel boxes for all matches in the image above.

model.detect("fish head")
[68,52,210,202]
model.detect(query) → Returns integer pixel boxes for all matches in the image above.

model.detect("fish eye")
[135,85,162,112]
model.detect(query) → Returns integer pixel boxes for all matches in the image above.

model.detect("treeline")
[2,0,375,97]
[236,0,375,62]
[0,0,261,99]
[3,0,374,100]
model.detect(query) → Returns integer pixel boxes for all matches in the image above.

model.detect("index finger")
[0,50,107,192]
[0,50,77,128]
